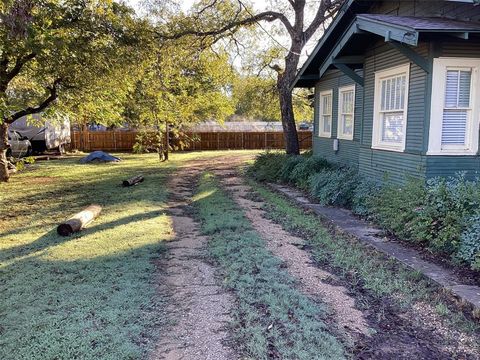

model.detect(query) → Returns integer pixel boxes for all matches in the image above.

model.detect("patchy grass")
[250,180,480,336]
[193,172,345,360]
[0,151,256,360]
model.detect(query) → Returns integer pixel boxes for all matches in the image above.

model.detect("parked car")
[298,122,312,131]
[7,130,32,158]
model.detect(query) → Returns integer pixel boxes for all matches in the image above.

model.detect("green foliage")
[419,175,480,254]
[248,153,480,268]
[458,215,480,269]
[309,167,359,207]
[232,75,313,122]
[289,155,331,190]
[369,178,427,242]
[351,178,382,218]
[247,152,286,182]
[194,172,345,360]
[277,155,304,183]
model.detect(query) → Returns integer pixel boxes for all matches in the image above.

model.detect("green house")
[293,0,480,183]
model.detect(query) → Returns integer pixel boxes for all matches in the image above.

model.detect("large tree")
[159,0,344,154]
[123,36,235,160]
[0,0,141,181]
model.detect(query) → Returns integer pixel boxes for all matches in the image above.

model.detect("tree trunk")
[277,72,300,155]
[164,121,169,161]
[0,122,10,182]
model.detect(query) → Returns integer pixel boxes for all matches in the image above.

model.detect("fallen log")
[122,174,144,187]
[57,205,102,236]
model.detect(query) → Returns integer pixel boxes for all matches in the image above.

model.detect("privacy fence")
[70,130,313,152]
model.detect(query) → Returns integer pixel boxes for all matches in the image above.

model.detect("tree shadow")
[0,210,166,263]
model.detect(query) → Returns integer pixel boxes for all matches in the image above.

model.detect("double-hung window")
[372,64,410,152]
[338,85,355,140]
[319,90,333,137]
[428,58,480,155]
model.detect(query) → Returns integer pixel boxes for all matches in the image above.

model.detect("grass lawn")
[0,151,256,359]
[193,172,345,360]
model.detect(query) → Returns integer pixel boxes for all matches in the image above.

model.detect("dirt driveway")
[149,154,480,360]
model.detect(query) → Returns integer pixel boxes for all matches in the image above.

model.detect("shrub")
[289,156,332,190]
[415,175,480,254]
[369,178,427,242]
[309,166,359,207]
[247,152,287,182]
[351,178,382,218]
[458,215,480,269]
[278,155,305,183]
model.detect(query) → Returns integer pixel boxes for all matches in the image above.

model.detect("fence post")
[264,132,267,150]
[217,132,220,150]
[113,131,117,151]
[241,132,244,149]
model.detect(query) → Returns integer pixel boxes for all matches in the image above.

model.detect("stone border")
[269,183,480,314]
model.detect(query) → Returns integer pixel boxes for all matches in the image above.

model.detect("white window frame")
[318,89,333,138]
[428,58,480,156]
[372,63,410,152]
[337,85,355,140]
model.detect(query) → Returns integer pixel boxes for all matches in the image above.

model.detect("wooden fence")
[70,130,313,151]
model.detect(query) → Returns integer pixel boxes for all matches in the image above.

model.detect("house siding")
[358,41,429,182]
[313,69,363,166]
[310,0,480,183]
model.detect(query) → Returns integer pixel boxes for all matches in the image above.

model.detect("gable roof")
[292,0,480,89]
[358,14,480,32]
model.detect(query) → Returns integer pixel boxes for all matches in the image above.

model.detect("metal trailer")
[10,114,71,154]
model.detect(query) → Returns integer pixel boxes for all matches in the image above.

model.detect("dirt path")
[150,162,234,360]
[215,167,370,345]
[149,156,253,360]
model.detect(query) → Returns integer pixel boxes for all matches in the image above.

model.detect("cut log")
[122,175,144,187]
[57,205,102,236]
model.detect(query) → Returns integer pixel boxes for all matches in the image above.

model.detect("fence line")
[70,130,313,152]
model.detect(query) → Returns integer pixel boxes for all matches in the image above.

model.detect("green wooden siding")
[313,69,362,166]
[310,1,480,183]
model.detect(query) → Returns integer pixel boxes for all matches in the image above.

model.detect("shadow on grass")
[0,210,166,263]
[0,239,168,359]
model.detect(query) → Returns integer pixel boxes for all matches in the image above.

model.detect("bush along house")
[293,0,480,183]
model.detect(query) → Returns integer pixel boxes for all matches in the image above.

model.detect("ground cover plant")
[249,152,480,270]
[249,181,480,348]
[0,151,252,359]
[193,172,345,360]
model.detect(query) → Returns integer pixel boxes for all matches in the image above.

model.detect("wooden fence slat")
[69,130,312,152]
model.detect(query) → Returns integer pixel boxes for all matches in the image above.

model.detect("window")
[319,90,333,137]
[338,85,355,140]
[372,64,410,152]
[428,58,480,155]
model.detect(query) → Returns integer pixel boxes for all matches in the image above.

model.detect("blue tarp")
[79,151,121,164]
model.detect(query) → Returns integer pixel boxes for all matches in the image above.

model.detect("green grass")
[193,172,345,360]
[0,150,257,360]
[250,180,480,335]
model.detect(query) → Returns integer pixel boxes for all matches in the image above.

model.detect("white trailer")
[10,114,71,153]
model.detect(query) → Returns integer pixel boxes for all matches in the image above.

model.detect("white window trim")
[337,85,355,140]
[318,89,333,138]
[428,57,480,156]
[372,63,410,152]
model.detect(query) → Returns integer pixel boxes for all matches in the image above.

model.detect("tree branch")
[6,79,61,124]
[5,53,36,84]
[304,0,343,41]
[158,6,295,40]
